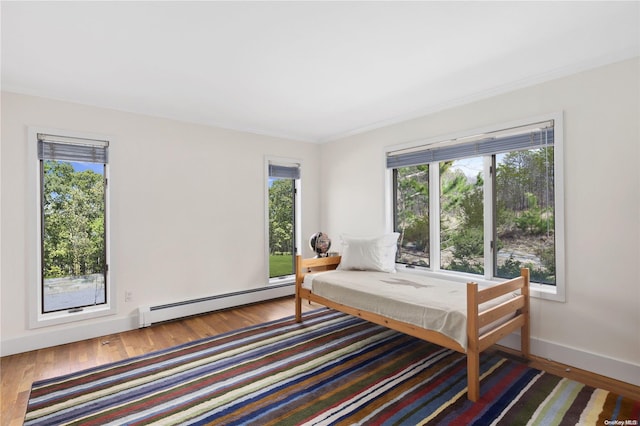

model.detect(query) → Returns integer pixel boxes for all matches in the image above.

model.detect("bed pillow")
[337,233,400,273]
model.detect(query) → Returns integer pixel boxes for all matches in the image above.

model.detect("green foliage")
[449,227,483,261]
[269,254,294,278]
[440,162,484,274]
[497,255,555,285]
[496,148,554,213]
[445,226,484,274]
[447,258,484,275]
[539,244,556,278]
[494,148,556,284]
[403,215,429,252]
[42,161,105,278]
[459,176,484,229]
[440,170,468,212]
[394,165,429,258]
[497,256,528,278]
[515,193,554,235]
[495,201,516,236]
[269,179,294,256]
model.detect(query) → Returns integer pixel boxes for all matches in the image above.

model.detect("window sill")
[30,304,117,329]
[268,275,295,286]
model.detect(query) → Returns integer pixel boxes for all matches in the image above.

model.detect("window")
[31,130,113,326]
[388,115,564,298]
[393,164,430,267]
[440,156,485,274]
[267,160,300,281]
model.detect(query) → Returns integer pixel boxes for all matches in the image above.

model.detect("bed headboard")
[295,255,341,287]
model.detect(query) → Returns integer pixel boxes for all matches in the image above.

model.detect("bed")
[294,254,530,402]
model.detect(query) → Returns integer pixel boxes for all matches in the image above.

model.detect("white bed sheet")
[303,270,517,350]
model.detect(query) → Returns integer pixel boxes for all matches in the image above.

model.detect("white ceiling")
[2,1,639,143]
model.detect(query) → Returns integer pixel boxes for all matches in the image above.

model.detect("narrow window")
[268,162,300,279]
[440,157,484,274]
[38,134,109,313]
[494,145,555,284]
[394,165,429,267]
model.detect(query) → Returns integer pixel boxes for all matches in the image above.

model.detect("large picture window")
[37,134,109,314]
[388,116,563,294]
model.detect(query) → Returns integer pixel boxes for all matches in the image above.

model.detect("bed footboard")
[466,268,530,401]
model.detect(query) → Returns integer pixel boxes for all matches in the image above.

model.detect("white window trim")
[28,127,116,329]
[264,156,302,285]
[385,112,565,302]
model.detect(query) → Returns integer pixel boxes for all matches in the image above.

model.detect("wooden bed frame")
[294,255,530,402]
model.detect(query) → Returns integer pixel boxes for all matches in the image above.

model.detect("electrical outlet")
[125,291,133,302]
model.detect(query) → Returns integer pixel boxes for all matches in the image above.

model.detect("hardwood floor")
[1,297,638,425]
[0,297,320,426]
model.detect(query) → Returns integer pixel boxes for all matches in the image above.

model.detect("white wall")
[1,92,321,353]
[320,58,640,384]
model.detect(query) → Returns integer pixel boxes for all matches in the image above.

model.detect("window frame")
[28,127,116,329]
[385,113,565,302]
[265,156,302,285]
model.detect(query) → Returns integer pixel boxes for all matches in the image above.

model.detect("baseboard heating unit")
[138,283,294,327]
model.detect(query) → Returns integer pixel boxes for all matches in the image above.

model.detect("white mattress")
[303,270,517,350]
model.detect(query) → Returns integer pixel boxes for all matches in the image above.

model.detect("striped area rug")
[25,309,639,425]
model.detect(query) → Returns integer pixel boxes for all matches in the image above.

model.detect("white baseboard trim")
[499,333,640,387]
[138,283,295,327]
[1,284,295,357]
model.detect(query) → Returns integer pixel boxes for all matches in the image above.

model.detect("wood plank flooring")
[1,297,638,425]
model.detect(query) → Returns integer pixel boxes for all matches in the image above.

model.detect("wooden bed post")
[466,282,480,402]
[520,267,531,358]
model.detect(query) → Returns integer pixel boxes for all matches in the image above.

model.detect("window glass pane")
[440,158,484,274]
[495,148,556,284]
[42,160,106,313]
[393,165,429,267]
[268,177,295,277]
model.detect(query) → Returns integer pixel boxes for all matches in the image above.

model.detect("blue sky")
[451,157,483,183]
[71,161,104,174]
